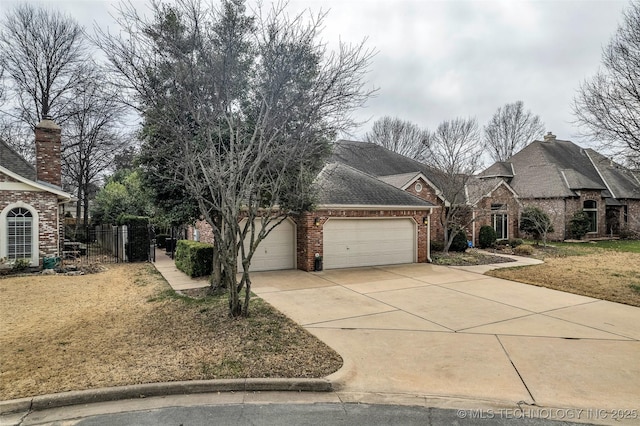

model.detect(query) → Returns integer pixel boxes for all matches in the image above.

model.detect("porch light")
[423,216,429,225]
[314,217,321,226]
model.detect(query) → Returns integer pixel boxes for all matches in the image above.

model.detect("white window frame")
[491,204,508,240]
[1,202,39,266]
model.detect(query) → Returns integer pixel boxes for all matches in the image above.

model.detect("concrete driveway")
[251,263,640,417]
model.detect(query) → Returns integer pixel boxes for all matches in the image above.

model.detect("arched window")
[583,200,597,233]
[7,207,33,260]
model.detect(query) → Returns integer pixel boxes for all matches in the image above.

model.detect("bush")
[619,226,640,240]
[520,206,554,243]
[11,258,31,271]
[175,240,213,277]
[508,238,524,247]
[478,226,497,249]
[430,240,445,252]
[156,234,170,249]
[449,229,469,252]
[569,211,591,239]
[514,244,534,255]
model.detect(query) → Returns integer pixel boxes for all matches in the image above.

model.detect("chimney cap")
[543,131,556,142]
[36,116,61,130]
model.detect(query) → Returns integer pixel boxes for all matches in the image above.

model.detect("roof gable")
[0,165,72,201]
[315,162,435,208]
[480,139,623,198]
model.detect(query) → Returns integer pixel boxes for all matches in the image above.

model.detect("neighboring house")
[478,132,640,240]
[190,140,440,272]
[0,118,73,267]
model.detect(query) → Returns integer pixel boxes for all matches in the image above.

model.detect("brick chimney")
[35,116,62,187]
[543,131,556,142]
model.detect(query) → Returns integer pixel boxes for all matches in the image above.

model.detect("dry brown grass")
[0,264,342,400]
[487,251,640,307]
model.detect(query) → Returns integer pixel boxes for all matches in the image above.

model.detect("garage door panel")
[238,219,295,272]
[323,219,416,269]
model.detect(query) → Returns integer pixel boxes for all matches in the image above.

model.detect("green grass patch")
[591,240,640,253]
[630,284,640,294]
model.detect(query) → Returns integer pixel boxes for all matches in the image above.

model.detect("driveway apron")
[250,263,640,413]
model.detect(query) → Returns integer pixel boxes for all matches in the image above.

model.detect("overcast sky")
[1,0,630,148]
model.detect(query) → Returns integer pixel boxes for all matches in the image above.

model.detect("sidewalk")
[153,248,209,290]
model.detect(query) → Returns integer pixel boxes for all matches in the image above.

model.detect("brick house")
[190,140,440,272]
[0,118,73,267]
[478,133,640,240]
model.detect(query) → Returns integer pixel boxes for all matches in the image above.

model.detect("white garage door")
[323,218,416,269]
[237,219,295,272]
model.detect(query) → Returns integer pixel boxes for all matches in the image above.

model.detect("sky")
[0,0,630,149]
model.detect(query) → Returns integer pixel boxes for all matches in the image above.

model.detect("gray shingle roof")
[480,162,514,178]
[479,138,640,200]
[315,162,435,208]
[586,149,640,199]
[0,139,36,180]
[331,140,448,189]
[377,172,421,189]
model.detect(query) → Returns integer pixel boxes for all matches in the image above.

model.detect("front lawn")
[0,264,342,401]
[487,240,640,307]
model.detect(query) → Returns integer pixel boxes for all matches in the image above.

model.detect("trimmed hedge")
[175,240,213,277]
[478,225,497,249]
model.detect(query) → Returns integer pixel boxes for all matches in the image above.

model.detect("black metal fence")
[63,224,155,264]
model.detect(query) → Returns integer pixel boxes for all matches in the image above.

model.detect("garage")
[237,218,296,272]
[323,218,416,269]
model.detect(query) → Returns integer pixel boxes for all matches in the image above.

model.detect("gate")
[63,224,155,264]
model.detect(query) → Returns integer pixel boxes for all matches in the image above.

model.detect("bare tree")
[62,72,131,226]
[97,0,375,317]
[574,1,640,164]
[484,101,544,162]
[423,117,483,252]
[0,3,90,127]
[364,116,428,160]
[520,205,556,246]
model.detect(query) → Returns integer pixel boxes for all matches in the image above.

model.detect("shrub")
[11,258,31,271]
[478,226,497,249]
[508,238,524,247]
[430,240,445,252]
[156,234,170,249]
[175,240,213,277]
[520,206,554,244]
[569,211,591,240]
[449,229,468,252]
[618,226,639,240]
[514,244,534,255]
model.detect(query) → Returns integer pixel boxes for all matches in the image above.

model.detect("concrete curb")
[0,378,332,415]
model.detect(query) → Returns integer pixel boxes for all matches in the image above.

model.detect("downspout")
[427,209,432,263]
[472,210,476,248]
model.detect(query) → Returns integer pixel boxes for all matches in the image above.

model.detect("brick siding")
[35,120,62,187]
[0,183,62,263]
[296,209,430,272]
